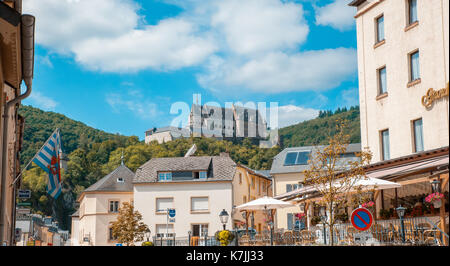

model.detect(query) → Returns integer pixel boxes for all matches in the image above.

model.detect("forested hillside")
[17,104,360,230]
[279,106,361,147]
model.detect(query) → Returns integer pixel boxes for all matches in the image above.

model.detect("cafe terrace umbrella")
[235,196,294,210]
[332,176,402,192]
[235,196,294,246]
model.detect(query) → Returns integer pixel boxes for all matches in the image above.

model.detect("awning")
[366,155,449,180]
[275,177,401,201]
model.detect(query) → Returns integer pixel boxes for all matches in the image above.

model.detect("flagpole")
[10,128,59,187]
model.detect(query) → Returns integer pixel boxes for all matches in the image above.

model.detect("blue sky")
[22,0,359,139]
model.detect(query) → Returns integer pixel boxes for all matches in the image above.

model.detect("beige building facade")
[0,0,34,245]
[352,0,449,163]
[232,165,272,233]
[75,164,134,246]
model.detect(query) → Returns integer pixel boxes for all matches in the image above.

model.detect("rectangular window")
[109,228,117,240]
[191,197,209,212]
[199,171,207,179]
[381,129,390,160]
[156,198,173,213]
[376,15,385,43]
[239,173,242,184]
[284,151,311,166]
[378,67,387,94]
[109,201,119,213]
[192,224,209,237]
[413,119,424,152]
[286,184,299,193]
[408,0,418,25]
[410,50,420,81]
[158,172,172,181]
[156,224,174,238]
[287,213,294,230]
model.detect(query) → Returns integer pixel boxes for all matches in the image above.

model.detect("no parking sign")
[351,208,373,231]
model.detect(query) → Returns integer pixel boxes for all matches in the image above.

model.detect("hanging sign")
[351,207,373,231]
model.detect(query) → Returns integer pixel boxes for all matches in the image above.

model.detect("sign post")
[351,207,373,231]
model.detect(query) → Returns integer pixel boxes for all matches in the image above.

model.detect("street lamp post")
[219,209,229,230]
[320,206,327,245]
[145,229,151,242]
[203,228,208,246]
[396,206,406,243]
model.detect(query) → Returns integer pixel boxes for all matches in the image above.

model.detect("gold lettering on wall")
[422,82,449,108]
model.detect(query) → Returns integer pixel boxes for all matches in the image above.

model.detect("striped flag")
[32,128,63,199]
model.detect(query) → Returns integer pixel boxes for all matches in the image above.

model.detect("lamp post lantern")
[431,179,441,193]
[145,229,151,242]
[396,206,406,243]
[219,209,229,230]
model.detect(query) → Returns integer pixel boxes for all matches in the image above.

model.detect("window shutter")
[191,197,209,211]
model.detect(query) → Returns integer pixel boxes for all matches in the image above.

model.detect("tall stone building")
[0,0,35,245]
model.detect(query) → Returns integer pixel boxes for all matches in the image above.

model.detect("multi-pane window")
[378,66,387,94]
[408,0,418,25]
[410,51,420,81]
[199,171,207,179]
[413,119,424,152]
[192,224,209,237]
[286,183,302,193]
[158,172,172,181]
[156,224,174,238]
[109,201,119,213]
[376,15,385,43]
[109,228,117,240]
[381,129,390,160]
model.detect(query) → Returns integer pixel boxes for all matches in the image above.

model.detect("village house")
[270,144,362,230]
[75,163,135,246]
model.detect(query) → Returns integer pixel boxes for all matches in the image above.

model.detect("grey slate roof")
[133,155,237,183]
[84,164,135,192]
[270,143,362,175]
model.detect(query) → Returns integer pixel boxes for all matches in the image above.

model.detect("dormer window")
[193,171,208,179]
[117,177,124,183]
[158,172,172,181]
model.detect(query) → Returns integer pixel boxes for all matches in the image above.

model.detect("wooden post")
[439,174,448,245]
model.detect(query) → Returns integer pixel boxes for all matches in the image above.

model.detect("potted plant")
[141,241,154,246]
[425,192,445,208]
[215,230,235,246]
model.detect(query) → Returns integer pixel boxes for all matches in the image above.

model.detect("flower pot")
[433,199,442,209]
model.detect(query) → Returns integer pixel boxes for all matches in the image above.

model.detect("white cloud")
[211,0,309,55]
[198,48,357,93]
[73,19,217,72]
[315,0,356,31]
[27,91,59,111]
[271,105,319,128]
[23,0,140,54]
[106,90,160,120]
[25,0,357,94]
[24,0,216,72]
[340,87,360,107]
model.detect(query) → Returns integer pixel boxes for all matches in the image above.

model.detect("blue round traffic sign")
[351,208,373,231]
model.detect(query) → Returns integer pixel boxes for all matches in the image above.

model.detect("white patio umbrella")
[235,196,294,246]
[235,196,294,210]
[332,176,402,192]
